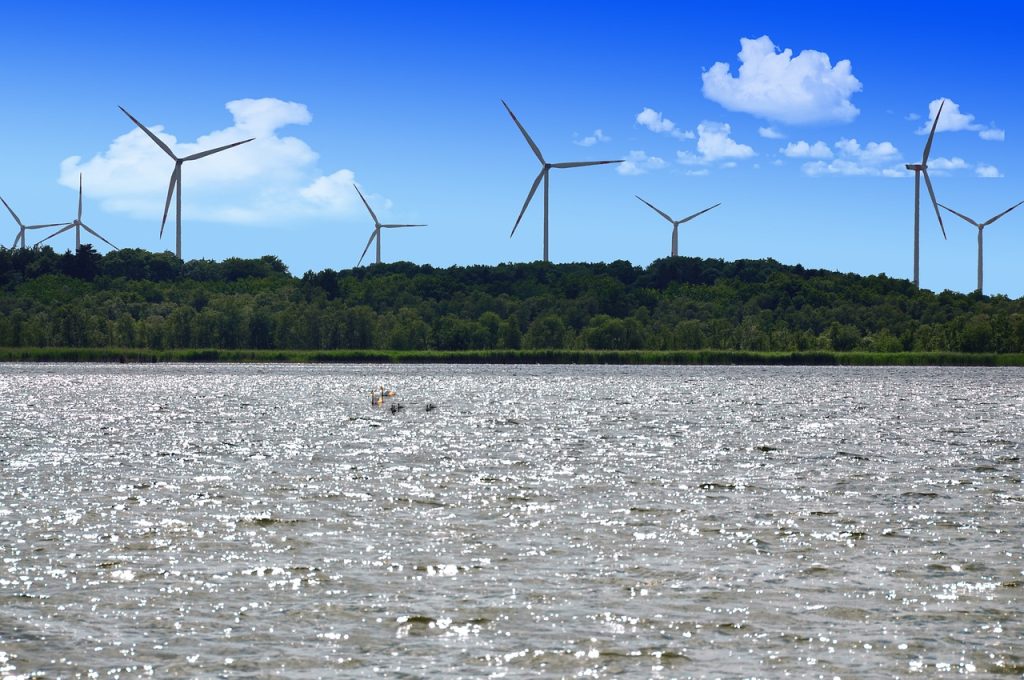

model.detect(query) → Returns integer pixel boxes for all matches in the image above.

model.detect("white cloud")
[635,107,694,140]
[676,151,702,165]
[834,138,900,164]
[976,164,1002,178]
[636,107,673,133]
[800,137,903,176]
[299,170,362,210]
[701,35,862,124]
[803,159,874,177]
[686,169,710,176]
[928,156,969,172]
[781,140,833,159]
[60,98,379,226]
[617,150,667,176]
[575,129,610,147]
[918,98,1004,141]
[905,113,921,121]
[696,121,755,161]
[758,127,784,139]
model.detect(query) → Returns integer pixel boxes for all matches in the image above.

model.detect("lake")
[1,363,1021,676]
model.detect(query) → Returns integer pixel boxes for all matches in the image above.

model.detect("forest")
[1,245,1022,354]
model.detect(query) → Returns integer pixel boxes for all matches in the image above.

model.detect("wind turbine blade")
[937,203,979,227]
[678,202,722,224]
[922,169,946,239]
[160,167,180,238]
[353,184,380,225]
[501,100,545,164]
[119,106,178,159]
[635,195,675,224]
[80,223,118,250]
[550,160,623,168]
[981,199,1024,227]
[35,223,75,245]
[25,222,68,229]
[77,174,83,221]
[511,169,545,237]
[181,138,254,162]
[357,229,378,266]
[381,224,426,228]
[922,99,944,164]
[12,232,20,249]
[0,196,25,228]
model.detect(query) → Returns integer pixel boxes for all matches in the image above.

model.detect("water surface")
[1,364,1021,676]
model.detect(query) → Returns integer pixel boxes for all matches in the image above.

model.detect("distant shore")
[2,347,1023,366]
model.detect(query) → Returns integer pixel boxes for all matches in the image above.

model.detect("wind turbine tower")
[119,106,253,260]
[939,200,1024,295]
[354,184,426,266]
[502,100,623,262]
[635,196,721,257]
[906,99,947,288]
[2,196,66,249]
[36,175,118,251]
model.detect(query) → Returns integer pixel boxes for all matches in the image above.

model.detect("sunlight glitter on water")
[0,363,1022,676]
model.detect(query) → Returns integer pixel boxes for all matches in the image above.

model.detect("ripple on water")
[0,363,1022,676]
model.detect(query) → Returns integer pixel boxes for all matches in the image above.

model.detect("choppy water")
[0,363,1022,677]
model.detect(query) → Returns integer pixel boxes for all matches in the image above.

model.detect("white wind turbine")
[503,100,622,262]
[354,184,425,266]
[36,174,118,251]
[906,99,947,288]
[119,106,254,260]
[1,195,66,249]
[938,200,1024,295]
[635,196,721,257]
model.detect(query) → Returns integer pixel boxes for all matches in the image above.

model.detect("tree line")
[1,245,1022,353]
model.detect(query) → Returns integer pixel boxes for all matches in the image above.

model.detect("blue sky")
[1,2,1022,296]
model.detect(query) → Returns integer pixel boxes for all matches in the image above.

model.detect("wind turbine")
[503,100,623,262]
[939,200,1024,295]
[906,99,947,288]
[635,196,721,257]
[36,174,118,251]
[354,184,425,266]
[1,196,66,249]
[119,106,253,260]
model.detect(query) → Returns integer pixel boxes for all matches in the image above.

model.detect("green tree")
[523,314,569,349]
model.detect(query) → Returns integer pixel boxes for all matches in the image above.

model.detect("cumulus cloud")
[975,164,1002,178]
[834,138,899,164]
[928,157,969,172]
[800,137,903,176]
[617,150,667,176]
[676,121,755,168]
[806,149,981,179]
[697,122,755,161]
[575,129,610,147]
[60,98,380,226]
[635,107,694,140]
[979,128,1005,141]
[918,98,1004,141]
[781,140,832,159]
[803,160,874,177]
[758,127,784,139]
[701,35,862,124]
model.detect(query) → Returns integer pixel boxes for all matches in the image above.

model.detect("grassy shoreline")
[1,347,1023,366]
